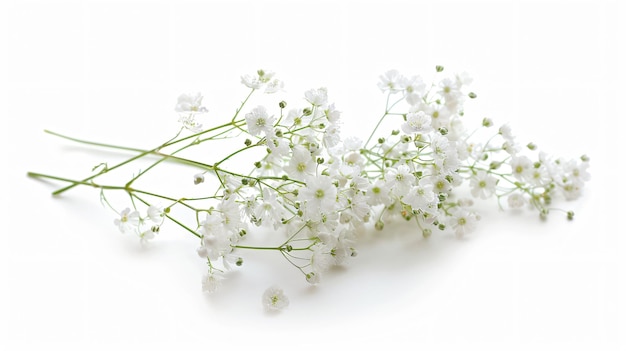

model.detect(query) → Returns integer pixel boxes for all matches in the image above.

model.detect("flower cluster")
[28,67,590,311]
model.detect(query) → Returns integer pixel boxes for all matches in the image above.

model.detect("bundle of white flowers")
[28,67,590,311]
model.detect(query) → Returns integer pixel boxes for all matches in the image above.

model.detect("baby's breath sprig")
[28,67,590,310]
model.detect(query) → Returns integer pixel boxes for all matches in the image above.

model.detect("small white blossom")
[448,208,479,238]
[386,164,416,196]
[377,69,404,93]
[507,193,526,208]
[470,170,498,199]
[264,79,284,94]
[175,93,208,113]
[262,286,289,311]
[299,175,337,220]
[510,155,533,181]
[401,111,433,135]
[147,205,164,223]
[245,106,275,136]
[285,146,316,180]
[139,227,157,245]
[304,87,328,107]
[113,207,140,234]
[202,271,224,294]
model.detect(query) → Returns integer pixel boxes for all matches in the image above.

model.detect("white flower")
[401,75,426,105]
[285,146,316,180]
[323,123,342,149]
[262,286,289,311]
[448,208,479,238]
[147,205,164,223]
[178,115,203,133]
[309,242,334,275]
[199,212,231,261]
[254,188,285,228]
[499,124,515,143]
[510,155,533,181]
[324,103,342,125]
[299,175,337,219]
[304,87,328,106]
[245,106,275,136]
[386,164,416,196]
[139,227,157,245]
[377,69,404,93]
[284,108,312,128]
[113,207,140,234]
[366,179,392,206]
[264,79,284,94]
[401,111,433,134]
[438,77,462,101]
[421,103,451,130]
[507,193,526,208]
[403,179,436,211]
[193,173,205,185]
[175,93,208,113]
[470,170,498,199]
[202,271,224,294]
[241,69,276,89]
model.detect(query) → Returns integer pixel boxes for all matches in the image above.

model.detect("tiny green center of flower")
[271,295,279,305]
[121,215,128,223]
[432,111,439,118]
[256,118,266,127]
[396,174,404,181]
[372,186,381,194]
[515,165,524,174]
[479,180,486,188]
[315,189,325,198]
[297,163,307,172]
[458,217,466,225]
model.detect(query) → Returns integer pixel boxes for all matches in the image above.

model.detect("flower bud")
[423,228,432,238]
[375,220,385,231]
[468,92,477,99]
[306,272,320,285]
[279,101,287,109]
[194,173,205,185]
[436,65,444,72]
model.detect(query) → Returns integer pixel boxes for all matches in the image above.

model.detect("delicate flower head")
[175,93,208,113]
[285,146,316,180]
[202,271,224,294]
[147,205,164,223]
[448,208,479,238]
[245,106,275,136]
[298,175,337,220]
[241,69,276,89]
[507,193,526,208]
[262,286,289,311]
[113,207,140,234]
[304,87,328,106]
[377,69,404,93]
[470,170,498,199]
[401,111,432,135]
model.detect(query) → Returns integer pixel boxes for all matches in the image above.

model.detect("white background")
[1,0,624,350]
